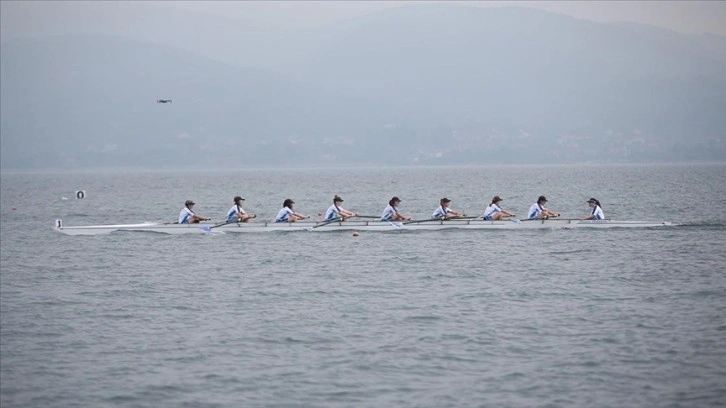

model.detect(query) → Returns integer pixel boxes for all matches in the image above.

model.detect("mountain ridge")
[1,4,724,170]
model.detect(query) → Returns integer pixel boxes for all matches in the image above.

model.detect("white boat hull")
[54,218,675,236]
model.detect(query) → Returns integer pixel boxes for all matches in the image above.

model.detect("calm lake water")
[1,164,725,407]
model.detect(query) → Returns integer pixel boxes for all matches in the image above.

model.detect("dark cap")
[185,200,195,206]
[391,196,401,202]
[441,197,451,202]
[283,198,295,207]
[587,197,600,205]
[538,195,548,203]
[234,196,244,202]
[334,195,344,202]
[492,195,503,203]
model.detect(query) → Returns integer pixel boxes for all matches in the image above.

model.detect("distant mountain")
[0,35,391,169]
[282,5,726,153]
[1,4,724,170]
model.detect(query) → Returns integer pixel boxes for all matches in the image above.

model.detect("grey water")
[1,163,725,407]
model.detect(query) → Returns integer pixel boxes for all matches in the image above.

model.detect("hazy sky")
[165,1,726,35]
[2,0,724,169]
[2,0,725,37]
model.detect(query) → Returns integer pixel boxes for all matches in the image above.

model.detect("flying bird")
[157,99,172,104]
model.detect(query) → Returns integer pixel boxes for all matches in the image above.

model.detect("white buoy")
[352,232,359,237]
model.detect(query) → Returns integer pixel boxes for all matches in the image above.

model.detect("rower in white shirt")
[527,196,560,219]
[275,199,309,223]
[432,197,465,220]
[324,195,357,221]
[583,197,605,220]
[178,200,210,224]
[226,196,256,223]
[482,196,516,221]
[381,196,410,221]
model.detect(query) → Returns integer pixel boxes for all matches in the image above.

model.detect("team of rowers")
[178,195,605,224]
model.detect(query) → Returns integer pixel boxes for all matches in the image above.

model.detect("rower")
[381,196,410,221]
[432,197,465,220]
[179,200,210,224]
[583,198,605,220]
[482,196,515,220]
[275,199,309,222]
[324,195,357,221]
[226,196,256,223]
[528,196,560,219]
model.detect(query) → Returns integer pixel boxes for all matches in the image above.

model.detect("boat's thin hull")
[54,219,675,236]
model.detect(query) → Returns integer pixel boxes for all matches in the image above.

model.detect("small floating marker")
[76,190,86,199]
[61,197,68,200]
[12,207,17,211]
[352,231,359,237]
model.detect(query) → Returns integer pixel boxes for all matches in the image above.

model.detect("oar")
[387,221,404,230]
[201,220,234,232]
[305,216,343,231]
[441,215,475,220]
[402,217,473,225]
[478,214,521,224]
[353,215,380,219]
[503,215,522,224]
[451,214,485,221]
[402,218,443,225]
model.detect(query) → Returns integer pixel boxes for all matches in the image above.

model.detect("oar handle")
[402,218,438,225]
[309,216,343,229]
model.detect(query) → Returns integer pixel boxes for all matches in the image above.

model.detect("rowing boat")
[53,218,675,236]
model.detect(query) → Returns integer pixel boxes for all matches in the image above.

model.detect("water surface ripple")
[1,164,725,407]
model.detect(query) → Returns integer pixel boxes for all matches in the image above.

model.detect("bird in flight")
[157,99,172,104]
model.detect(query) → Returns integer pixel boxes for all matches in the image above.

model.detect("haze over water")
[2,2,725,170]
[1,164,725,407]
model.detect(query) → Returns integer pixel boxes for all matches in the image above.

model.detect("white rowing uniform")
[226,205,247,222]
[528,203,544,219]
[432,206,452,219]
[325,204,345,221]
[482,204,502,220]
[591,205,605,220]
[275,207,294,222]
[381,205,398,221]
[179,207,195,224]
